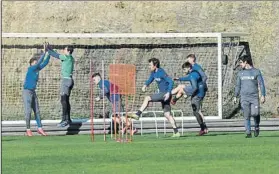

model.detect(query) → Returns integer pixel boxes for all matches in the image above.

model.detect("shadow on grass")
[2,139,18,142]
[66,122,82,135]
[159,132,244,139]
[259,135,279,138]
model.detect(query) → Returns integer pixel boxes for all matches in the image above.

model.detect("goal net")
[2,33,248,121]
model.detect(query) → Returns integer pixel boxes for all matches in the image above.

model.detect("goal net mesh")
[2,36,242,120]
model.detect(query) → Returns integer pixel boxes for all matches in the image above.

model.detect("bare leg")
[128,96,152,120]
[121,117,137,135]
[171,85,185,95]
[113,116,121,124]
[139,96,152,112]
[111,115,120,135]
[171,86,186,105]
[176,88,186,99]
[164,112,178,134]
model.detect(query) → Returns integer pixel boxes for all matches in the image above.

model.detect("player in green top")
[47,43,75,127]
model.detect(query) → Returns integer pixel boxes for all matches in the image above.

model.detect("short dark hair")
[182,61,192,69]
[29,57,38,66]
[66,46,74,54]
[239,55,252,65]
[92,73,101,79]
[148,58,160,68]
[187,54,196,62]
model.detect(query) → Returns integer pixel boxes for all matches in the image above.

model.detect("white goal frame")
[2,32,248,121]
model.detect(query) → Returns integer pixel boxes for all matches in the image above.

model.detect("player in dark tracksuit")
[171,61,208,135]
[234,55,266,138]
[172,62,208,100]
[92,73,137,135]
[180,54,209,132]
[128,58,180,137]
[23,45,50,136]
[186,54,208,92]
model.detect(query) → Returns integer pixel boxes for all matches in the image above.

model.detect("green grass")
[2,131,279,174]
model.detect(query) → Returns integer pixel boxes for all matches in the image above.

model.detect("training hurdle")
[110,110,184,138]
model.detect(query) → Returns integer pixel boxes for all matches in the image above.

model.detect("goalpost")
[1,32,248,130]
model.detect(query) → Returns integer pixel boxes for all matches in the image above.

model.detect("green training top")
[59,54,74,78]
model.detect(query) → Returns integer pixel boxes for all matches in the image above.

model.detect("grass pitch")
[2,131,279,174]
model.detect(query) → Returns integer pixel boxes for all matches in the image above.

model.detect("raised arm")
[234,73,241,97]
[257,70,266,97]
[38,52,50,70]
[30,53,45,70]
[47,48,61,59]
[47,45,68,61]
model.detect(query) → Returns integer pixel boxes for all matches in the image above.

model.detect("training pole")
[125,95,129,142]
[108,64,136,143]
[112,60,116,140]
[90,59,94,142]
[102,60,106,142]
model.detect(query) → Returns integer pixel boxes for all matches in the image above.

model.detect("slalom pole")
[102,60,106,142]
[113,60,117,141]
[90,59,94,142]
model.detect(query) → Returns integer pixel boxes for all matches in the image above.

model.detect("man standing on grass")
[128,58,180,137]
[92,73,138,135]
[234,55,266,138]
[23,43,50,136]
[47,43,75,127]
[171,61,208,136]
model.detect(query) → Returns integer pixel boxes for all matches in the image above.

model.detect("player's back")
[190,71,205,98]
[192,63,207,83]
[192,63,202,70]
[190,71,203,86]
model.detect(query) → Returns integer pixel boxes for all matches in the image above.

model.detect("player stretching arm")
[47,44,75,127]
[23,43,50,136]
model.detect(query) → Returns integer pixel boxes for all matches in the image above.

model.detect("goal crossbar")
[2,32,248,38]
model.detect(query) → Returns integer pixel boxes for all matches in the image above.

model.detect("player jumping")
[47,43,75,127]
[171,61,208,136]
[186,54,208,93]
[128,58,180,137]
